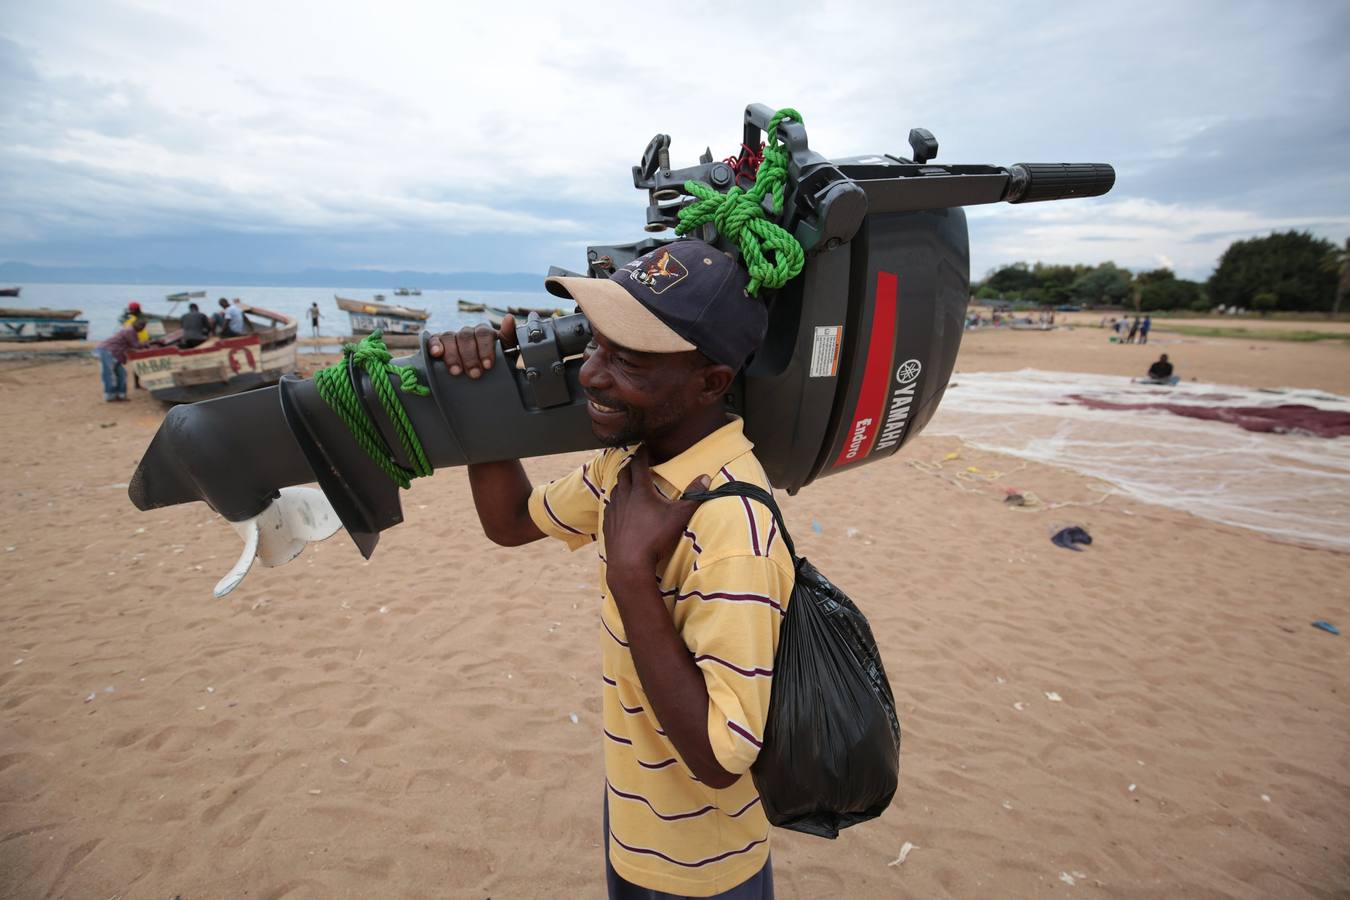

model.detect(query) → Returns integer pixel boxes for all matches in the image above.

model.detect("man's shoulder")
[685,451,792,574]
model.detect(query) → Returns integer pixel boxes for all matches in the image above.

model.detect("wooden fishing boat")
[126,304,298,403]
[507,304,570,318]
[166,290,207,303]
[479,304,570,329]
[457,299,486,313]
[335,295,429,348]
[0,307,89,341]
[394,287,422,296]
[0,287,20,298]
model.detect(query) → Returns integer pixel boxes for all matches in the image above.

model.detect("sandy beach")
[2,325,1348,898]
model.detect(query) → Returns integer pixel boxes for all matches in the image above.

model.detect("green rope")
[676,107,807,295]
[313,331,432,489]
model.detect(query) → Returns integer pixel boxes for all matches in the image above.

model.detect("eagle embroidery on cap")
[623,249,688,295]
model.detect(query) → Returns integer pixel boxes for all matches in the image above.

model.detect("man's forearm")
[467,460,545,546]
[607,567,737,789]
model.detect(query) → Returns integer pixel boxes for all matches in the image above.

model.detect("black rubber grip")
[1005,163,1115,203]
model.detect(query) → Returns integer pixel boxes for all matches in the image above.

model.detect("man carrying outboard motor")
[429,240,787,898]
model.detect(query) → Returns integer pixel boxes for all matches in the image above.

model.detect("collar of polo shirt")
[645,416,753,499]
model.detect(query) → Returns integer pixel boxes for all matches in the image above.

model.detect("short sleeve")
[676,554,794,775]
[527,451,606,551]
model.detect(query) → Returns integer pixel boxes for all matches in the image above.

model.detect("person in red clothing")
[96,317,148,401]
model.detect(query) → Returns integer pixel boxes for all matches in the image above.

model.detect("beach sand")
[2,327,1348,898]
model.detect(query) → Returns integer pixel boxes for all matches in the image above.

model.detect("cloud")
[1,0,1348,276]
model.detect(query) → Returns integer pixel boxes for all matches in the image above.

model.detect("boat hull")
[0,316,90,341]
[128,334,298,403]
[345,311,424,336]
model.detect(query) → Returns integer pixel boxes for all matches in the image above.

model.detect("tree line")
[974,230,1348,314]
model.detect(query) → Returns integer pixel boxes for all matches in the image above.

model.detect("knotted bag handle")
[682,481,797,562]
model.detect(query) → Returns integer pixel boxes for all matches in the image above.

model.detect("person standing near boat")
[96,316,148,402]
[308,301,322,337]
[122,301,150,343]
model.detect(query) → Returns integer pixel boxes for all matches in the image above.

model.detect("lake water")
[3,284,562,342]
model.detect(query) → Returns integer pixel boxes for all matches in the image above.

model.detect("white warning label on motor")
[809,325,843,377]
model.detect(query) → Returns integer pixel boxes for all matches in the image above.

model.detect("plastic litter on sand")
[886,841,917,867]
[926,370,1350,551]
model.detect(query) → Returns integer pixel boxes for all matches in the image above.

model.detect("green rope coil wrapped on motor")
[676,107,807,296]
[313,332,433,489]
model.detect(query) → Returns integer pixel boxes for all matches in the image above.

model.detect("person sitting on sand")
[179,302,211,349]
[429,240,788,900]
[96,316,149,402]
[1147,353,1176,383]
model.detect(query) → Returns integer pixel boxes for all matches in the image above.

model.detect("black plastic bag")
[684,482,901,839]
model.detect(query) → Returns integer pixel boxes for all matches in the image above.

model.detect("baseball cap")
[545,240,767,371]
[128,301,142,311]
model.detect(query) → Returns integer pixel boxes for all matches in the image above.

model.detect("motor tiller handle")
[1005,163,1115,203]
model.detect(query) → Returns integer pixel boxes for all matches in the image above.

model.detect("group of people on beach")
[1105,315,1151,343]
[94,297,248,401]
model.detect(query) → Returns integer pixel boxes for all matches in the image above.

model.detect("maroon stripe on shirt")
[581,463,603,499]
[609,830,769,869]
[682,529,703,554]
[727,720,763,749]
[608,781,716,821]
[603,729,633,746]
[542,492,584,536]
[675,588,785,615]
[602,617,629,647]
[720,465,761,556]
[694,654,774,678]
[636,757,679,770]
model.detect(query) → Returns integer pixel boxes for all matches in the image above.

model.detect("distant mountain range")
[0,261,543,291]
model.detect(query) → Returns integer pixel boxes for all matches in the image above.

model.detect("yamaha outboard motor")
[129,103,1114,594]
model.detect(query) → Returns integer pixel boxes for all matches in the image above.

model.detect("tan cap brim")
[546,276,695,354]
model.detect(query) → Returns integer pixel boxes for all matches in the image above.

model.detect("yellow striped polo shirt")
[527,417,794,897]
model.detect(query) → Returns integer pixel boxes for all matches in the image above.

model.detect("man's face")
[578,328,708,447]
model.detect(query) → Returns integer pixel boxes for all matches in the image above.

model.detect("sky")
[1,0,1347,282]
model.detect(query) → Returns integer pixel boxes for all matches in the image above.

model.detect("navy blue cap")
[545,240,767,370]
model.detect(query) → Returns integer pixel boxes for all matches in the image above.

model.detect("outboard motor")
[129,102,1114,594]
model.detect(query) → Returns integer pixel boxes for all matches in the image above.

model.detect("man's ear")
[696,363,736,406]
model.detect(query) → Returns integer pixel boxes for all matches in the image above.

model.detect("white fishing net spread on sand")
[925,369,1350,551]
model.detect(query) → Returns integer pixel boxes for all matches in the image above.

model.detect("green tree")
[1070,262,1132,306]
[1252,291,1278,316]
[984,262,1038,298]
[1321,238,1348,316]
[1136,268,1205,311]
[1031,263,1081,305]
[1208,231,1337,312]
